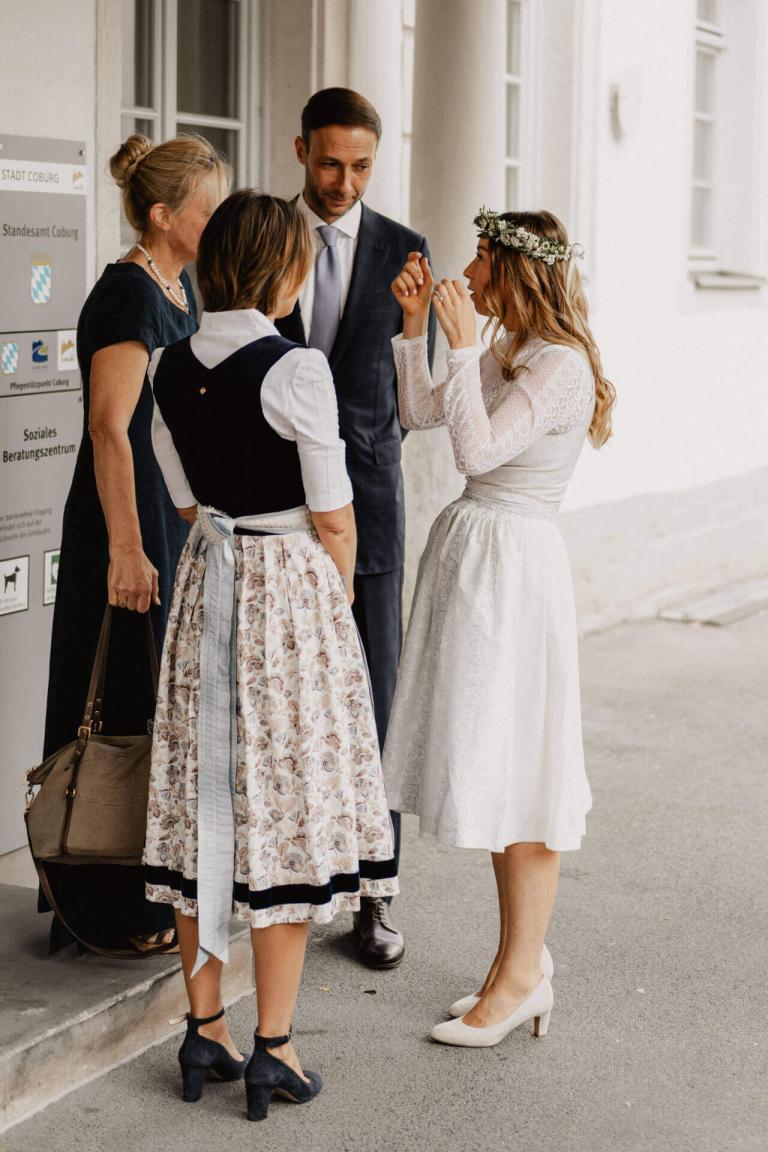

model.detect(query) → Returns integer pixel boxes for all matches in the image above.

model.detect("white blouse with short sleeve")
[149,308,353,513]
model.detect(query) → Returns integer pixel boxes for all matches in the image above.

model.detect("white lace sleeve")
[441,344,595,476]
[392,334,448,429]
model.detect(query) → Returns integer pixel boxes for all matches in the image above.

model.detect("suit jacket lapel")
[330,203,388,369]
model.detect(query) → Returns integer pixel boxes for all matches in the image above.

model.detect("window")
[505,0,524,210]
[690,1,724,258]
[689,1,767,287]
[121,0,156,139]
[120,0,260,242]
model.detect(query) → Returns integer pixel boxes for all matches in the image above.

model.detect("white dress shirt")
[148,308,353,513]
[296,195,362,341]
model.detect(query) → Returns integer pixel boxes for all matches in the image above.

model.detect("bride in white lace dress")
[382,208,615,1048]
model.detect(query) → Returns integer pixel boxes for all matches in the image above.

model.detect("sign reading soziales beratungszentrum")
[0,135,86,853]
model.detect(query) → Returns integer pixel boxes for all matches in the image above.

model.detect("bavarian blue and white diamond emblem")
[1,342,19,375]
[31,263,52,304]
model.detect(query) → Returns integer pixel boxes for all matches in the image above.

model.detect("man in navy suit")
[277,88,435,969]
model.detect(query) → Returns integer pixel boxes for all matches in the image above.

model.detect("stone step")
[0,884,253,1133]
[658,576,768,626]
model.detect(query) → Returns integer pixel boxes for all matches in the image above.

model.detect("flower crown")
[474,207,585,265]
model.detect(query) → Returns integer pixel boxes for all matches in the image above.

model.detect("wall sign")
[0,134,87,853]
[0,555,29,616]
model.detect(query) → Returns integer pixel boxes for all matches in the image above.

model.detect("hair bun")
[109,134,154,188]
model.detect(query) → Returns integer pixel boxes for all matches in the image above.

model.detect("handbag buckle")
[77,724,92,741]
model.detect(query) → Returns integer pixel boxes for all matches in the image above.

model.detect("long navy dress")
[40,262,197,951]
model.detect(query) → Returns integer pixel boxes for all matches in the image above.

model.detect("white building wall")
[1,0,94,143]
[395,0,768,625]
[264,0,314,196]
[0,0,100,277]
[566,0,768,514]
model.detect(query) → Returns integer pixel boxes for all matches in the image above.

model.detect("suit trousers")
[352,567,404,897]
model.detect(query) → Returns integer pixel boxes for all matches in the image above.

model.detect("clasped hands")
[391,252,476,350]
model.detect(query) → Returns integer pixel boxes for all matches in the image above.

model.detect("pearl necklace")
[136,242,189,312]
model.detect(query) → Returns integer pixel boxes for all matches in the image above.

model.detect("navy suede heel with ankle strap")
[244,1031,323,1121]
[178,1007,247,1103]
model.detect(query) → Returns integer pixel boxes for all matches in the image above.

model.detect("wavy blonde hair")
[109,132,231,233]
[481,210,615,447]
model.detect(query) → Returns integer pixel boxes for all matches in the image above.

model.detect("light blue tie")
[309,225,341,357]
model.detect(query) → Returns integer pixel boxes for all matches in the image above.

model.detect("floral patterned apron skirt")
[144,505,398,970]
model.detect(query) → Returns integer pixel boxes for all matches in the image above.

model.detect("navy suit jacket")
[276,202,436,575]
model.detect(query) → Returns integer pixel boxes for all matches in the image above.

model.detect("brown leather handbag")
[25,606,159,867]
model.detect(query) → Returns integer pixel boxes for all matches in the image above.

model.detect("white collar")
[197,308,279,338]
[297,193,362,240]
[191,309,281,368]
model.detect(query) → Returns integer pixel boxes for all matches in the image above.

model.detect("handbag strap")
[80,608,111,736]
[32,857,171,961]
[145,613,159,697]
[80,607,159,738]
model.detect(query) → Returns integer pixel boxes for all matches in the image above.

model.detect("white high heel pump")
[448,943,554,1018]
[431,975,553,1048]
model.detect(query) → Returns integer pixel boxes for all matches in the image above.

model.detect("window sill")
[691,270,766,291]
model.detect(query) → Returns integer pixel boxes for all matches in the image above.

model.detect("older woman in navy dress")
[40,132,229,954]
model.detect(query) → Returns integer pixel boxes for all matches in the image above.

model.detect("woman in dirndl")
[383,209,615,1048]
[144,189,397,1119]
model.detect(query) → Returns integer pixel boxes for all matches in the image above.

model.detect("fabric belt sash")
[190,504,313,976]
[462,484,559,521]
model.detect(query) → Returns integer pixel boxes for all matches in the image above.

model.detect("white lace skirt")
[383,493,591,852]
[144,528,398,927]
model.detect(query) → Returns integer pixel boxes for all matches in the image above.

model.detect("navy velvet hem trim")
[144,858,397,909]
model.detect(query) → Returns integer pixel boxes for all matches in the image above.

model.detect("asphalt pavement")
[3,612,767,1152]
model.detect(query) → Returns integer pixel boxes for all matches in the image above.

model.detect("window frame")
[504,0,523,210]
[689,11,725,267]
[120,0,162,140]
[120,0,262,190]
[504,0,539,212]
[688,0,768,291]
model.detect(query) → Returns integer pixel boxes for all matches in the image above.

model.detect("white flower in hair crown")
[474,207,585,265]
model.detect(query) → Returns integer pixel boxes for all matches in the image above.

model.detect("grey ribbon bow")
[309,224,341,357]
[188,505,312,975]
[191,506,239,976]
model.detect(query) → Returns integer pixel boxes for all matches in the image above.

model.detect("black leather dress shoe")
[353,898,405,969]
